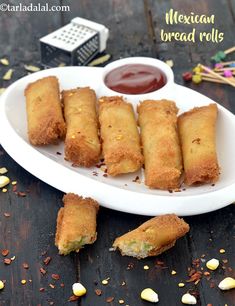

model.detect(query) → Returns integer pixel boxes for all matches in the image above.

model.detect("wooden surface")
[0,0,235,305]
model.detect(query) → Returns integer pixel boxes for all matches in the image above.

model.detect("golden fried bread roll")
[113,214,189,259]
[99,96,143,176]
[138,100,182,189]
[62,87,100,167]
[55,193,99,255]
[25,76,65,145]
[178,104,219,185]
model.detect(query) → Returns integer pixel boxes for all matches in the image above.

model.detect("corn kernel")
[3,69,13,81]
[2,188,7,193]
[0,176,10,188]
[21,280,27,285]
[219,248,225,254]
[72,282,87,297]
[0,58,9,66]
[102,279,109,285]
[0,280,4,290]
[143,265,149,270]
[11,181,17,185]
[119,299,125,304]
[206,258,219,270]
[218,277,235,290]
[165,59,174,68]
[178,283,185,287]
[0,167,8,174]
[24,65,40,72]
[141,288,159,303]
[171,270,177,275]
[181,293,197,305]
[0,88,6,95]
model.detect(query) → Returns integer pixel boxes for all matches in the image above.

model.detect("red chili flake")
[40,267,47,275]
[22,262,29,269]
[49,283,55,289]
[1,249,9,257]
[43,256,51,265]
[182,71,193,81]
[204,271,210,276]
[155,260,165,266]
[186,271,202,283]
[95,162,106,168]
[3,258,11,265]
[51,274,60,280]
[106,297,114,303]
[60,283,65,287]
[95,289,102,296]
[132,176,140,183]
[68,295,79,302]
[4,212,10,217]
[17,191,26,197]
[210,282,215,288]
[228,267,233,272]
[192,259,200,268]
[126,262,134,270]
[12,185,17,192]
[207,304,213,306]
[39,287,45,292]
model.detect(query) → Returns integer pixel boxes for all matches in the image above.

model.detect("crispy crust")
[137,99,179,115]
[99,96,143,176]
[113,214,189,259]
[63,87,101,167]
[138,99,182,189]
[25,76,66,145]
[55,193,99,255]
[178,104,219,185]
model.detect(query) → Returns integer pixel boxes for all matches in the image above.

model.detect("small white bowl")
[100,57,174,100]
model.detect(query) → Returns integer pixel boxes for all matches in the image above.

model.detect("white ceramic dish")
[0,58,235,216]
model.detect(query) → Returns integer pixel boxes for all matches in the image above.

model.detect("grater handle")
[71,17,109,52]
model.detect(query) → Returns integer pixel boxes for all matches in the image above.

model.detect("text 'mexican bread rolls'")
[25,76,65,145]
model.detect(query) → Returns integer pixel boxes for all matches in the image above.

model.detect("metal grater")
[40,17,109,67]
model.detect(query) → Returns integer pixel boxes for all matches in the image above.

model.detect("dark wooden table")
[0,1,235,305]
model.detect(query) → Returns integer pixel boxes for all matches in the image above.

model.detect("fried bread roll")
[55,193,99,255]
[178,104,219,185]
[62,87,100,167]
[99,96,143,176]
[138,100,182,189]
[113,214,189,259]
[25,76,65,145]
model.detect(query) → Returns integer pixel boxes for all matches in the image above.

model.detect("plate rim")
[0,66,235,216]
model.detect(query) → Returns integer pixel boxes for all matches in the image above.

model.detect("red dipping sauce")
[104,64,166,94]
